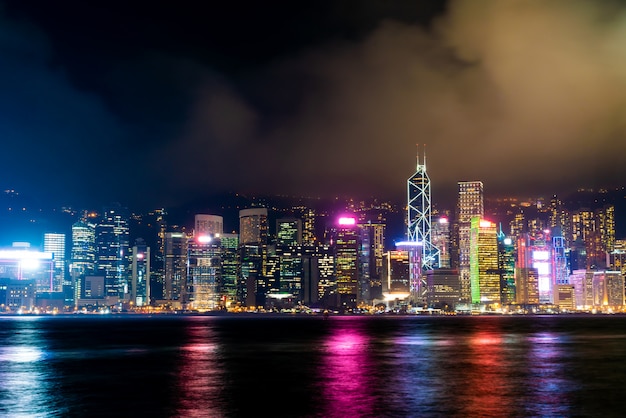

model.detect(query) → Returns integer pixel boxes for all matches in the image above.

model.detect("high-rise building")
[70,220,96,303]
[130,239,150,307]
[517,232,557,304]
[592,271,624,309]
[238,208,268,307]
[276,218,302,246]
[425,269,460,309]
[457,181,484,303]
[333,216,359,309]
[187,235,222,311]
[95,206,130,299]
[219,233,239,307]
[195,214,223,237]
[570,269,593,309]
[163,232,188,304]
[358,220,385,302]
[469,218,500,305]
[382,246,412,298]
[43,233,66,293]
[432,216,451,268]
[239,208,268,245]
[407,150,438,270]
[497,230,516,305]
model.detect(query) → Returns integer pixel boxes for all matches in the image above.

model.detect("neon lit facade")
[407,150,439,270]
[469,218,499,304]
[43,233,65,293]
[334,216,359,308]
[187,237,222,311]
[457,181,484,303]
[95,206,130,298]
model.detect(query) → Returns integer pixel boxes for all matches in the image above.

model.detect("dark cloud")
[164,0,626,207]
[3,0,626,210]
[0,7,127,206]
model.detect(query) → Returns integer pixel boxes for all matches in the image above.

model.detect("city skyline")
[2,1,626,210]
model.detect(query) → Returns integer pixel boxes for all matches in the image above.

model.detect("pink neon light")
[338,217,356,226]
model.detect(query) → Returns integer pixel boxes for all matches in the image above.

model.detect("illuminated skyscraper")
[432,216,450,268]
[358,220,385,302]
[497,229,516,305]
[407,149,438,270]
[130,239,150,307]
[70,220,96,303]
[219,233,239,306]
[239,208,268,245]
[276,218,302,246]
[195,214,223,237]
[333,216,359,309]
[238,208,268,306]
[570,269,593,309]
[187,235,222,310]
[517,232,557,304]
[95,206,130,299]
[592,271,624,308]
[469,218,500,305]
[43,232,66,293]
[164,232,188,304]
[457,181,484,303]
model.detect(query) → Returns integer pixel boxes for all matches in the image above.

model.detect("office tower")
[195,214,223,237]
[358,220,385,302]
[592,271,624,308]
[517,231,557,304]
[515,267,540,305]
[43,232,66,293]
[333,216,359,309]
[457,181,484,303]
[557,285,576,311]
[239,208,268,307]
[469,218,500,305]
[95,206,130,299]
[310,244,335,307]
[130,239,150,307]
[70,220,96,303]
[597,205,616,261]
[239,208,268,245]
[549,195,571,247]
[164,232,188,305]
[381,248,411,311]
[83,275,105,299]
[432,216,451,268]
[570,269,593,309]
[407,150,439,270]
[147,208,167,301]
[301,207,316,246]
[187,235,222,311]
[276,218,302,246]
[611,240,626,275]
[425,269,460,309]
[219,233,239,307]
[553,230,569,286]
[497,230,516,305]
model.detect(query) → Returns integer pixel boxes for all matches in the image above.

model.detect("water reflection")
[319,318,375,418]
[526,332,572,416]
[462,327,510,416]
[174,319,224,417]
[0,317,61,417]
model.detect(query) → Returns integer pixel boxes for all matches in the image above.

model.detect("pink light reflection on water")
[319,319,375,418]
[174,321,225,418]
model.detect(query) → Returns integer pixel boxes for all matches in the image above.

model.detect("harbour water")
[1,314,626,417]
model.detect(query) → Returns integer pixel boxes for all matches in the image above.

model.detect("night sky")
[2,0,626,211]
